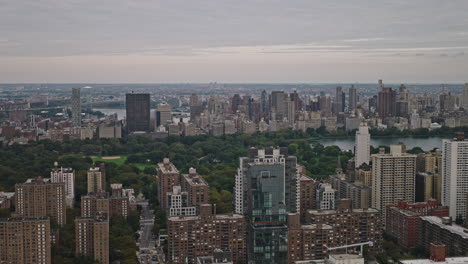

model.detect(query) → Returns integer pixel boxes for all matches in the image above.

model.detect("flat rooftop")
[157,162,179,174]
[182,173,208,186]
[400,257,468,264]
[421,216,468,239]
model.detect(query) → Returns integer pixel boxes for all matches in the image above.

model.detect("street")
[136,199,165,264]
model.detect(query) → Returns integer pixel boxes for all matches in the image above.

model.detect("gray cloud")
[0,0,467,82]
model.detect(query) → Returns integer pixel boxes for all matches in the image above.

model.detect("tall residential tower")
[235,147,299,264]
[442,133,468,220]
[355,123,371,168]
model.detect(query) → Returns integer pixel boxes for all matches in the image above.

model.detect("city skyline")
[1,1,468,83]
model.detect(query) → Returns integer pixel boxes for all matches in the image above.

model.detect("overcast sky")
[1,0,468,83]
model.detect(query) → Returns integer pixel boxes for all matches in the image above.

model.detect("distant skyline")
[1,1,468,83]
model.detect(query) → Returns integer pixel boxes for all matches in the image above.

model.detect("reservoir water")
[94,107,447,151]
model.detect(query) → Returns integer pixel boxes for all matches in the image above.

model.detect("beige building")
[15,177,66,226]
[0,217,51,264]
[75,217,109,264]
[371,144,417,222]
[98,123,122,139]
[87,165,106,194]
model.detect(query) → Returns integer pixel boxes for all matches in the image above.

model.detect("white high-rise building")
[51,165,75,207]
[410,111,421,130]
[355,123,371,168]
[442,133,468,220]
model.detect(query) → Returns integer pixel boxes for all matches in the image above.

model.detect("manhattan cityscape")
[1,1,468,264]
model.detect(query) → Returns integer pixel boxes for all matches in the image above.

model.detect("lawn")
[90,155,156,170]
[91,155,127,166]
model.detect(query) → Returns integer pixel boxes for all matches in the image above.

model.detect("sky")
[1,0,468,83]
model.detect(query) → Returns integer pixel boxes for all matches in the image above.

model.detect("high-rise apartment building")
[181,168,209,208]
[371,144,417,222]
[349,85,358,113]
[442,133,468,220]
[287,213,335,263]
[15,177,66,225]
[235,147,299,264]
[158,158,180,211]
[334,86,345,114]
[87,164,106,194]
[167,204,246,264]
[81,193,129,218]
[0,217,51,264]
[355,123,371,168]
[71,87,81,127]
[377,80,396,120]
[126,93,151,133]
[156,103,172,127]
[50,165,75,207]
[299,172,316,221]
[271,91,287,120]
[462,83,468,109]
[306,200,382,255]
[75,216,109,264]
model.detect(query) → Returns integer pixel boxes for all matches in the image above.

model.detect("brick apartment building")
[15,177,66,226]
[0,217,51,264]
[167,204,246,264]
[386,200,449,249]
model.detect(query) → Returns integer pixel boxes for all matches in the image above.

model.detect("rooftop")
[400,257,468,264]
[421,216,468,239]
[168,213,244,222]
[308,208,379,215]
[158,159,179,174]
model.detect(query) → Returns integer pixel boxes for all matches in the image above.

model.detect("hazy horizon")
[1,1,468,83]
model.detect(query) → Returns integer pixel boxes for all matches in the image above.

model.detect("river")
[317,136,448,151]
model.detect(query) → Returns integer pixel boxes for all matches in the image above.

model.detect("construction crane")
[326,241,373,256]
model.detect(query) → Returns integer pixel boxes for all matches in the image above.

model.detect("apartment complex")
[306,200,382,254]
[181,167,209,208]
[372,144,417,222]
[299,172,316,221]
[287,213,335,263]
[75,217,109,264]
[87,164,106,194]
[50,166,75,207]
[419,216,468,257]
[235,147,299,263]
[167,204,246,264]
[157,158,180,211]
[81,193,129,218]
[441,133,468,219]
[15,177,66,225]
[386,200,449,249]
[0,217,51,264]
